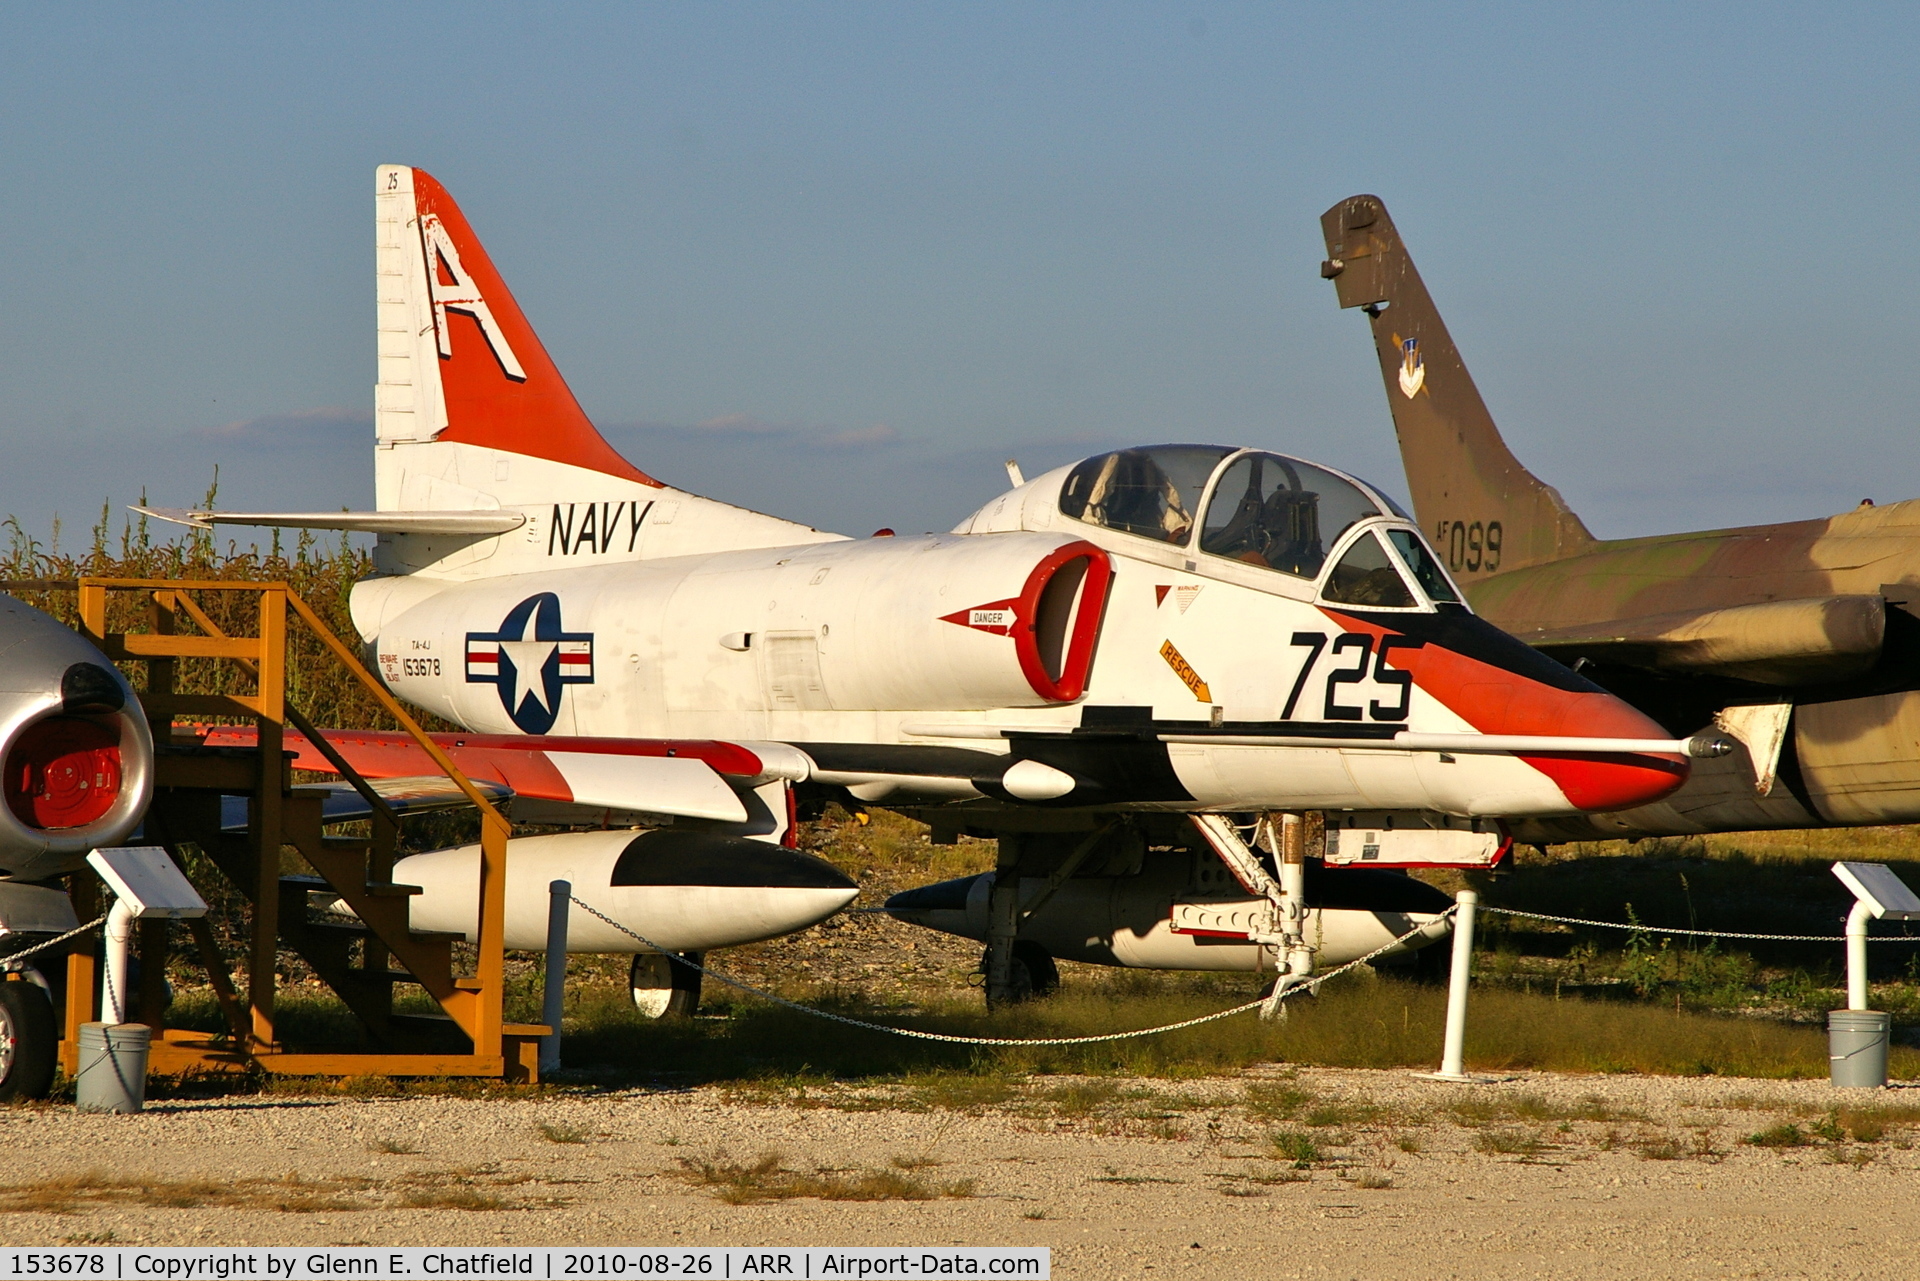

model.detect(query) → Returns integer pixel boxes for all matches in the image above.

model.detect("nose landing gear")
[982,941,1059,1010]
[629,951,703,1019]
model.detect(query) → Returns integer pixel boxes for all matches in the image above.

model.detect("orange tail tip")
[374,164,658,487]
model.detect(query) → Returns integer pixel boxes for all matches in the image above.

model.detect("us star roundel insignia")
[465,593,594,733]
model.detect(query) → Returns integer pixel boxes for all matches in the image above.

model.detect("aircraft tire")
[984,942,1060,1010]
[0,980,57,1102]
[1013,942,1059,998]
[629,952,703,1020]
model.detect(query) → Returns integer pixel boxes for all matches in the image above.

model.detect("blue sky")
[3,4,1916,546]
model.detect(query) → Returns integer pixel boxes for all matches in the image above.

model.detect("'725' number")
[1281,631,1419,722]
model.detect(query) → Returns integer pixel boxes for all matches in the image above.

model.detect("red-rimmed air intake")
[1013,541,1114,702]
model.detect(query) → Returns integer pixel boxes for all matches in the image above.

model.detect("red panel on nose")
[1325,610,1688,812]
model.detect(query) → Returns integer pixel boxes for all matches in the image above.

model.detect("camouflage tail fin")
[1320,195,1594,582]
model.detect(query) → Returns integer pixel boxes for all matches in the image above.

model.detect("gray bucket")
[74,1022,151,1113]
[1828,1009,1892,1089]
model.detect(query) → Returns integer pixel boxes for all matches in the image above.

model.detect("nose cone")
[884,873,988,941]
[1326,607,1690,814]
[608,830,859,951]
[1513,696,1691,812]
[610,830,858,893]
[1418,613,1689,811]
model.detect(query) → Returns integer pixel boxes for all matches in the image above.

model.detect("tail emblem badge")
[465,593,594,733]
[1396,334,1426,399]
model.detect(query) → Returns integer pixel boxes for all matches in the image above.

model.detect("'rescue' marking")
[547,501,653,556]
[1160,640,1213,703]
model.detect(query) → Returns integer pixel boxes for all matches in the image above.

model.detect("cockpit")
[1056,445,1462,611]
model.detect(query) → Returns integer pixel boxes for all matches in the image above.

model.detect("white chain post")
[1846,899,1872,1012]
[1431,889,1478,1081]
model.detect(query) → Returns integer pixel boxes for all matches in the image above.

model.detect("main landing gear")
[0,978,56,1102]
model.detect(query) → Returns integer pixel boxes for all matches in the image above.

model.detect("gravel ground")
[3,1068,1917,1278]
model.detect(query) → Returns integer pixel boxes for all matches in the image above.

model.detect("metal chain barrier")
[0,913,108,965]
[1478,904,1920,943]
[570,895,1456,1047]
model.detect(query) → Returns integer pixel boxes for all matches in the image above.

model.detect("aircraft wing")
[202,726,763,823]
[219,774,515,832]
[1508,594,1887,685]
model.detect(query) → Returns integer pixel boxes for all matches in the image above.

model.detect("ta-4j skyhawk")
[148,167,1723,1007]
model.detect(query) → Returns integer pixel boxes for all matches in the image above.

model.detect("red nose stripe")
[1507,751,1686,811]
[1323,610,1687,811]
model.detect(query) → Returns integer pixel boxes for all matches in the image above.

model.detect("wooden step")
[280,873,420,899]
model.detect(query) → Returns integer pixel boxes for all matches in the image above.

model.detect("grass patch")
[1302,1101,1393,1128]
[399,1187,508,1211]
[1449,1092,1645,1127]
[537,1123,588,1145]
[1267,1131,1322,1166]
[1635,1134,1683,1161]
[555,968,1916,1086]
[0,1167,556,1215]
[898,1070,1023,1113]
[368,1138,420,1155]
[1038,1080,1129,1118]
[1242,1083,1313,1121]
[677,1152,974,1205]
[1236,1164,1310,1186]
[257,1068,553,1101]
[890,1153,942,1171]
[1474,1128,1551,1157]
[1353,1171,1394,1189]
[1091,1169,1182,1186]
[1805,1103,1920,1142]
[1743,1123,1809,1148]
[1432,834,1920,1020]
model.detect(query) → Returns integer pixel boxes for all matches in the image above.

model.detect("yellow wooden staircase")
[57,578,543,1082]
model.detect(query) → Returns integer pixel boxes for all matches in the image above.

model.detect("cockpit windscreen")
[1199,453,1382,579]
[1058,446,1233,545]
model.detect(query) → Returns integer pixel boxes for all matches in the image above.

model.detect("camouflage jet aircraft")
[1321,194,1920,843]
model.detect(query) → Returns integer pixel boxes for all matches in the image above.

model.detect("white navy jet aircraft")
[151,167,1725,1008]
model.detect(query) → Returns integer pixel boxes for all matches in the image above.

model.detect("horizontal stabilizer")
[1515,594,1886,685]
[135,506,527,536]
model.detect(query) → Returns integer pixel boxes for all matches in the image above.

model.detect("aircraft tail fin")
[373,164,659,498]
[365,166,838,579]
[1320,195,1594,580]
